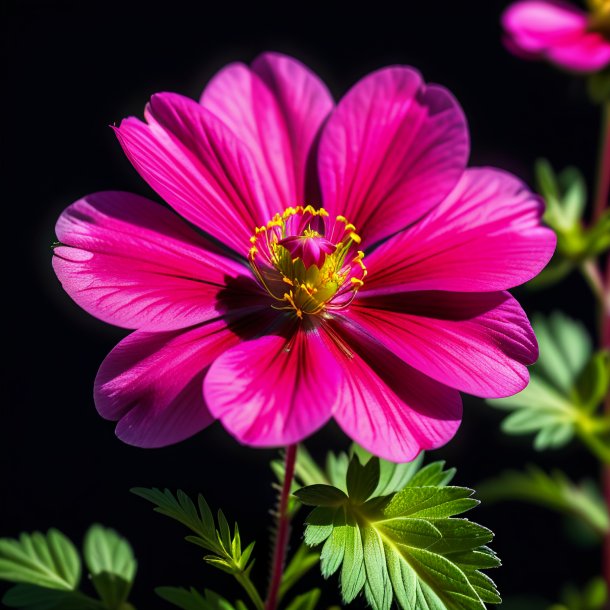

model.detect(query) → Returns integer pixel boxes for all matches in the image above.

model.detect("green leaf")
[2,585,104,610]
[346,455,380,503]
[301,454,499,610]
[82,525,136,609]
[294,485,348,507]
[478,466,609,538]
[574,351,610,413]
[536,160,587,231]
[488,313,610,454]
[278,545,319,602]
[0,530,81,591]
[284,589,321,610]
[156,586,239,610]
[132,488,255,576]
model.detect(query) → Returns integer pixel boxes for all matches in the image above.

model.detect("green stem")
[235,573,265,610]
[578,428,610,464]
[580,258,606,305]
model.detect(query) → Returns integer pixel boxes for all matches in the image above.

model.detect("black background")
[2,0,603,607]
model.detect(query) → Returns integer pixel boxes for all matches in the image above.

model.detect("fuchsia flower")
[502,0,610,72]
[53,53,556,461]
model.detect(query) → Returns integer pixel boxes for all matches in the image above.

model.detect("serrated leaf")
[479,466,609,537]
[133,488,255,577]
[2,584,103,610]
[488,313,610,454]
[0,530,81,591]
[301,455,499,610]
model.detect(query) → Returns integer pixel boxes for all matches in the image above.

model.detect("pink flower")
[502,0,610,72]
[53,53,556,461]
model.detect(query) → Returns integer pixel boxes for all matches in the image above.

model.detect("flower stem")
[592,101,610,602]
[265,444,297,610]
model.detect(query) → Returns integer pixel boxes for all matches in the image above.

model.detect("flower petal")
[53,191,260,331]
[502,0,610,72]
[318,66,469,248]
[95,315,265,447]
[201,52,333,205]
[326,317,462,462]
[204,320,340,446]
[362,168,556,294]
[115,93,273,255]
[346,291,537,398]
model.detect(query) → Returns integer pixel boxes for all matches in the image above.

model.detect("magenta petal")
[327,318,462,462]
[95,316,264,447]
[204,322,340,446]
[201,53,333,206]
[318,66,469,248]
[115,93,274,255]
[502,0,610,72]
[363,168,556,294]
[348,291,537,398]
[53,191,257,331]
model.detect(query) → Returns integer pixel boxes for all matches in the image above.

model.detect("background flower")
[502,0,610,72]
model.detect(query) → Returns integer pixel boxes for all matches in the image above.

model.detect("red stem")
[595,102,610,601]
[265,444,297,610]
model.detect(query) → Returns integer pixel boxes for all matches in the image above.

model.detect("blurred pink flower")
[502,0,610,72]
[53,53,555,461]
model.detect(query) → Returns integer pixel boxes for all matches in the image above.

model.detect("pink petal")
[362,168,556,295]
[318,66,469,248]
[347,291,537,398]
[53,191,261,331]
[204,321,340,446]
[95,315,266,447]
[115,93,274,255]
[201,52,333,206]
[326,317,462,462]
[502,0,610,72]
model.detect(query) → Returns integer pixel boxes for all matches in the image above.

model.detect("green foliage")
[0,526,136,610]
[533,160,610,286]
[284,589,321,610]
[295,453,499,610]
[548,577,608,610]
[488,313,610,457]
[131,488,254,576]
[132,489,264,610]
[83,526,137,609]
[0,530,81,591]
[156,586,247,610]
[479,466,609,538]
[278,544,320,603]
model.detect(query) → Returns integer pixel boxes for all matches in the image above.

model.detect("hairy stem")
[265,444,297,610]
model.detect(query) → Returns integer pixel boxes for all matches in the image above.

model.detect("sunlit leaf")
[296,454,499,610]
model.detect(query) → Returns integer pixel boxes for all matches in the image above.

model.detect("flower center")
[588,0,610,36]
[248,206,366,318]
